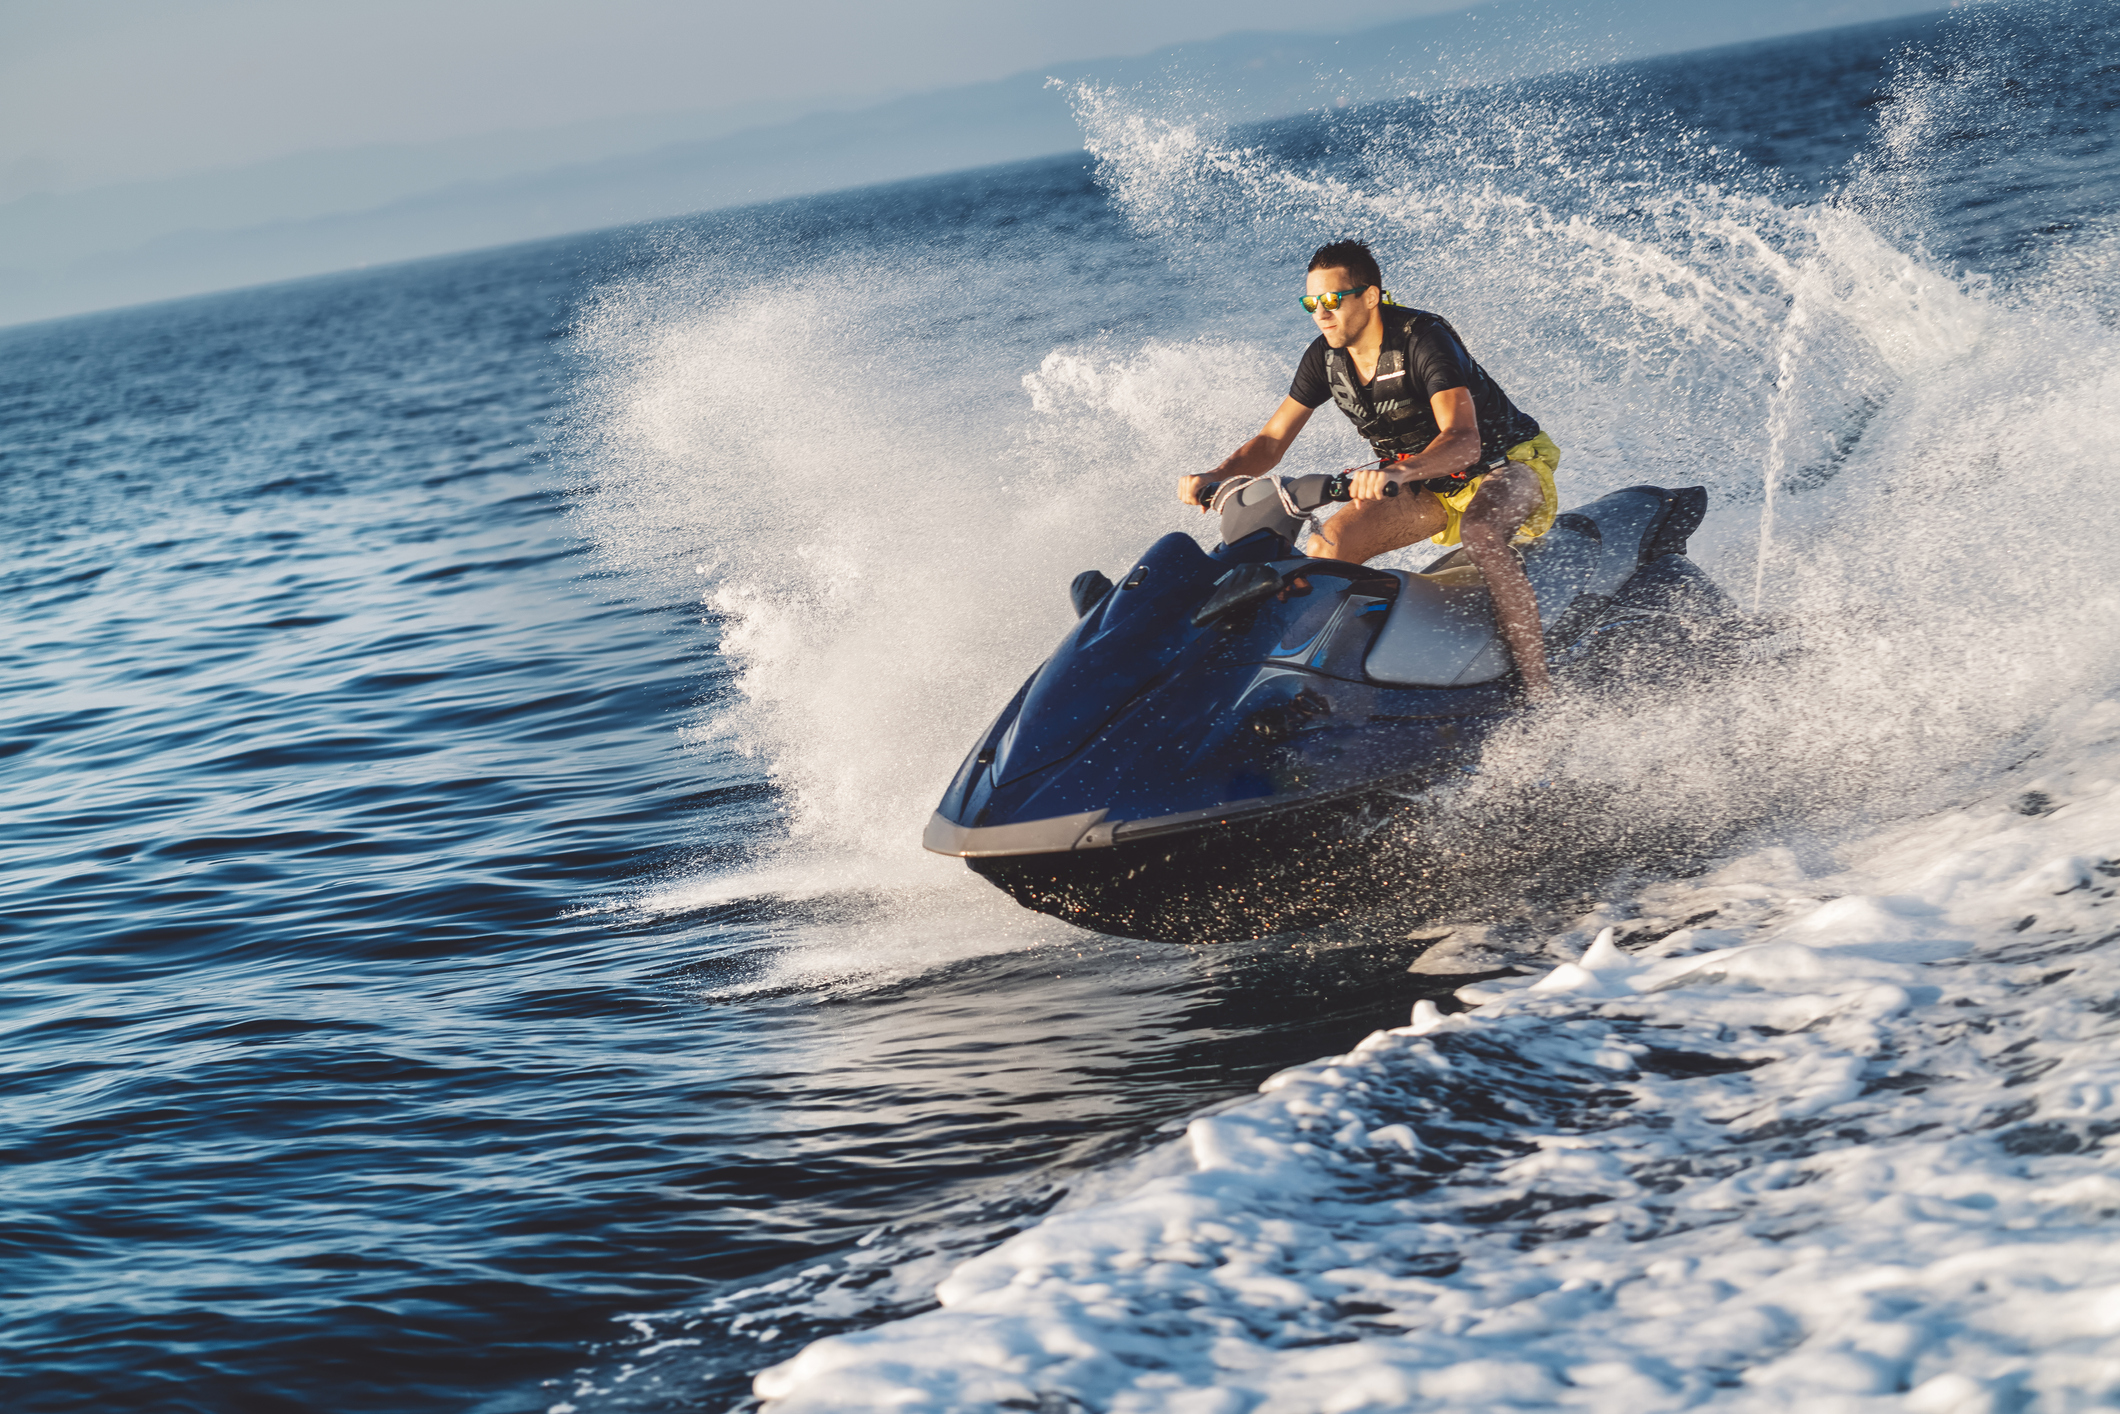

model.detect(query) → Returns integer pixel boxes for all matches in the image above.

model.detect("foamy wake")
[753,702,2120,1410]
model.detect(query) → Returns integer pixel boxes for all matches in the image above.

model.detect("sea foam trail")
[753,702,2120,1410]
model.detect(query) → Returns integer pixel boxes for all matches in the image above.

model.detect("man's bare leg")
[1306,489,1447,562]
[1309,465,1554,700]
[1456,463,1553,700]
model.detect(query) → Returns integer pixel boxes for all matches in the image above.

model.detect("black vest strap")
[1324,307,1444,460]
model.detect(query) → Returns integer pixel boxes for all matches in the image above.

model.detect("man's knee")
[1461,498,1530,547]
[1458,520,1510,553]
[1484,464,1541,510]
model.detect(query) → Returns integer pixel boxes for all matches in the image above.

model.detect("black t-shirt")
[1288,309,1539,455]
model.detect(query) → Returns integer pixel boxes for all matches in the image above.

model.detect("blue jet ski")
[924,475,1742,943]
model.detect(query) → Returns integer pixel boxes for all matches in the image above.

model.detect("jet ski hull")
[961,774,1475,944]
[926,485,1747,944]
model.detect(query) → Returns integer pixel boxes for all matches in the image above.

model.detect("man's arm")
[1178,397,1316,508]
[1347,387,1481,500]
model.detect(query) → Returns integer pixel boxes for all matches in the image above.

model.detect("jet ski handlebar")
[1198,472,1403,552]
[1195,472,1399,508]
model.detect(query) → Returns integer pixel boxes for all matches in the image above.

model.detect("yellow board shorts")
[1428,431,1562,547]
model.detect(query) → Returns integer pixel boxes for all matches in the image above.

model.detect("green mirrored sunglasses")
[1299,284,1371,314]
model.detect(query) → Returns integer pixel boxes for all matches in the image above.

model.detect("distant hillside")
[0,0,1950,327]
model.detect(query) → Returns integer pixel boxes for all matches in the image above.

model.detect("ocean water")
[5,4,2118,1411]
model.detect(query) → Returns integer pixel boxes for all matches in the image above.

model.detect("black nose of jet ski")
[1069,570,1114,618]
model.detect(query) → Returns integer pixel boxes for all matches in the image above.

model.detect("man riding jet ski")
[1180,239,1563,698]
[921,249,1747,945]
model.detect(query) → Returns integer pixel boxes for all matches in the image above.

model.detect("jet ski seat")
[1363,486,1702,688]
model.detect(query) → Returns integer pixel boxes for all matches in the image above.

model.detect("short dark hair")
[1307,240,1381,289]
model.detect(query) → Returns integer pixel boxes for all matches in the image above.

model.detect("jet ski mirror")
[1070,570,1114,618]
[1190,562,1284,627]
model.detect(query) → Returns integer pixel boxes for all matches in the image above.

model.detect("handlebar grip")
[1198,482,1220,506]
[1320,473,1398,501]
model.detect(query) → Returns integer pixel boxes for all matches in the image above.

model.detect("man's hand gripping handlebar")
[1194,467,1403,509]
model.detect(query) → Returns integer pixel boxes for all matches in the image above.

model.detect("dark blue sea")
[6,5,2118,1410]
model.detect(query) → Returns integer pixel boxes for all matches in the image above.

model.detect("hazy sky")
[1,0,1467,197]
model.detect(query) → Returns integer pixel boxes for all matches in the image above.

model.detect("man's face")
[1305,266,1379,348]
